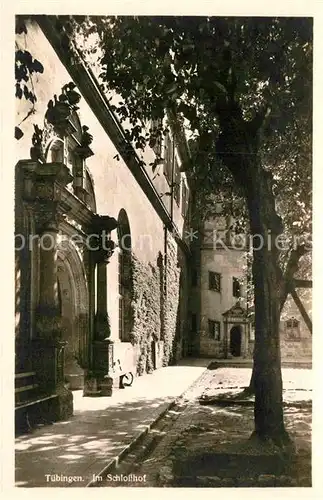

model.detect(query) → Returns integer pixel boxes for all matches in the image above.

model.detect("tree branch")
[293,279,312,288]
[290,287,312,334]
[279,244,309,312]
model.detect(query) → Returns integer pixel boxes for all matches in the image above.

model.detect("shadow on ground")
[15,396,173,487]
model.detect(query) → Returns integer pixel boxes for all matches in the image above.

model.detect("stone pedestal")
[100,375,114,397]
[53,383,73,421]
[83,339,115,397]
[31,338,73,419]
[83,372,101,397]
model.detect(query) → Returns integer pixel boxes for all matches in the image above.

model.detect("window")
[150,118,163,157]
[208,320,221,340]
[173,157,181,205]
[164,132,173,184]
[191,313,197,332]
[233,277,241,298]
[209,271,221,292]
[285,318,300,340]
[50,139,64,163]
[181,180,189,217]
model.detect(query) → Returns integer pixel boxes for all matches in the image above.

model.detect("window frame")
[163,131,173,185]
[232,277,241,298]
[285,317,301,340]
[181,178,189,217]
[150,117,163,158]
[209,271,221,293]
[208,319,221,341]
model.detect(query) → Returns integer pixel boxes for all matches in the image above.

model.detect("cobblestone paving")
[94,366,312,488]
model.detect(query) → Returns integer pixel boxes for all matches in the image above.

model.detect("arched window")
[44,109,96,210]
[285,317,300,340]
[117,210,133,342]
[46,138,64,163]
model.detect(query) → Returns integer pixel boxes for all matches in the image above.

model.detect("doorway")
[229,325,242,357]
[57,245,89,390]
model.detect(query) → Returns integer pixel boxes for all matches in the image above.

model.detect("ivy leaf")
[15,126,24,140]
[15,83,23,99]
[23,85,30,100]
[32,59,44,74]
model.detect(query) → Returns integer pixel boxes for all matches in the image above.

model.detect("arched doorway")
[229,325,242,357]
[57,240,89,389]
[117,209,133,342]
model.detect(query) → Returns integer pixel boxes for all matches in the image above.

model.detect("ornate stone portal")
[15,82,119,428]
[222,302,251,359]
[19,159,74,419]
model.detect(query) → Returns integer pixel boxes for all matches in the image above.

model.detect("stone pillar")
[83,214,118,397]
[23,161,74,420]
[95,261,110,340]
[223,319,228,359]
[37,225,60,333]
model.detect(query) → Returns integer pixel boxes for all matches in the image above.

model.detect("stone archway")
[57,240,89,389]
[229,325,242,357]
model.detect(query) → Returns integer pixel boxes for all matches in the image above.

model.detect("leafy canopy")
[67,16,312,270]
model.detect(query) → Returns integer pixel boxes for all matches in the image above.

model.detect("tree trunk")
[245,173,290,446]
[216,105,291,446]
[250,241,289,444]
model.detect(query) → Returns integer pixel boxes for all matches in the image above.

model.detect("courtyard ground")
[14,360,208,487]
[94,365,312,488]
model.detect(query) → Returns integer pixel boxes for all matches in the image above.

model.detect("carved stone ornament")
[35,312,62,339]
[33,163,73,196]
[30,124,46,163]
[35,181,55,200]
[75,125,94,159]
[34,203,68,234]
[96,239,116,264]
[45,83,82,134]
[61,82,81,107]
[90,214,119,263]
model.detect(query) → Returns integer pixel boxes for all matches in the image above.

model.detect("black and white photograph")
[2,1,320,494]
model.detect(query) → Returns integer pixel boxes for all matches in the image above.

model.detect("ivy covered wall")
[130,232,188,376]
[131,254,161,375]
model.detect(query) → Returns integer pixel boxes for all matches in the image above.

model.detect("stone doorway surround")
[222,301,250,358]
[57,236,89,390]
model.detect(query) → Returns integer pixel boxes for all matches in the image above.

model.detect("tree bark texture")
[246,169,290,445]
[216,109,290,445]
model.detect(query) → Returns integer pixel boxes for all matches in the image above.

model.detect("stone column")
[223,319,228,359]
[37,223,60,336]
[27,161,74,419]
[95,261,110,340]
[84,215,118,397]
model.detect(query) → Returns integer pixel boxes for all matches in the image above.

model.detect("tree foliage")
[67,15,312,282]
[15,17,45,139]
